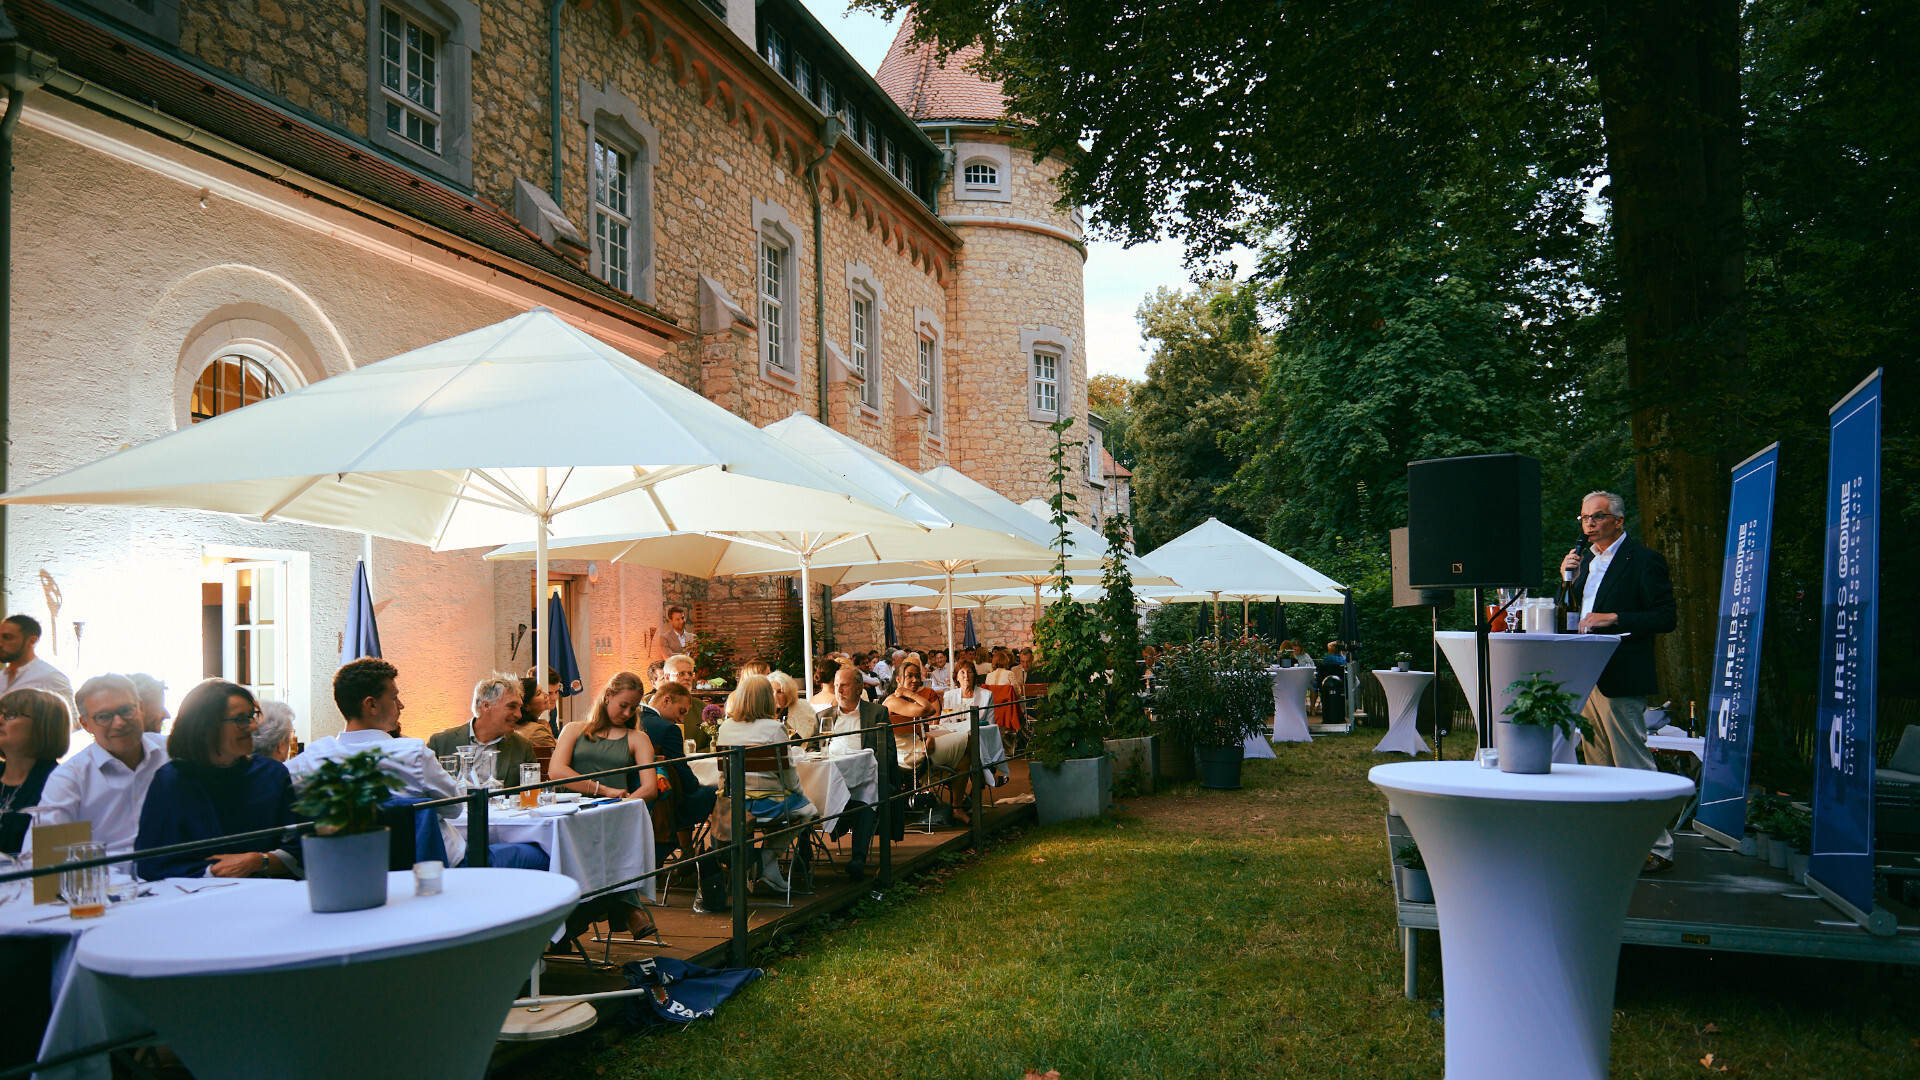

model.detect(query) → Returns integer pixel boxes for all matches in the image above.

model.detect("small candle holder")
[413,860,444,896]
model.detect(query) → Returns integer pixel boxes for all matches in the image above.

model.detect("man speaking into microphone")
[1561,490,1679,872]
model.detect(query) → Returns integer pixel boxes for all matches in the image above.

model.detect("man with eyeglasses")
[33,674,169,855]
[1560,490,1678,873]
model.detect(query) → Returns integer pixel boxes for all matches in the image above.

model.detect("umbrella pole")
[944,568,956,671]
[535,467,548,705]
[799,546,815,701]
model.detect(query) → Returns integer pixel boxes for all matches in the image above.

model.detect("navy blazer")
[1571,535,1677,699]
[135,756,302,879]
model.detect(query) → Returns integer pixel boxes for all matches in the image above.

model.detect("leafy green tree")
[1086,372,1139,468]
[1127,281,1268,551]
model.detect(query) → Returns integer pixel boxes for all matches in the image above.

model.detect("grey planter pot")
[1497,722,1554,774]
[1031,756,1113,825]
[1788,851,1809,884]
[1755,833,1772,861]
[304,828,391,913]
[1768,840,1792,870]
[1194,744,1246,789]
[1739,834,1758,857]
[1104,735,1158,794]
[1395,864,1434,904]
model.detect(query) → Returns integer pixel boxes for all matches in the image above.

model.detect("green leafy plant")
[292,749,403,836]
[1394,651,1413,666]
[1032,418,1113,767]
[691,631,736,682]
[1501,670,1592,740]
[1099,511,1149,738]
[1149,639,1273,750]
[1394,840,1425,871]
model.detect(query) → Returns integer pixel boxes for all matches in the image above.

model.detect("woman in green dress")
[550,671,658,939]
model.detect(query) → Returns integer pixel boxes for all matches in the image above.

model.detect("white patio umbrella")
[482,413,1059,692]
[0,309,924,692]
[1135,517,1346,635]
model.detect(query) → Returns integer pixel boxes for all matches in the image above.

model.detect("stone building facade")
[0,0,1090,739]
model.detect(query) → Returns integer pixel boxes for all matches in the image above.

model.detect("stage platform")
[1387,817,1920,999]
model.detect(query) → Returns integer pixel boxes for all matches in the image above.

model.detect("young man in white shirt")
[0,615,72,708]
[34,674,167,855]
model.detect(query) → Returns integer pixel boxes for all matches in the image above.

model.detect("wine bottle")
[1555,550,1580,634]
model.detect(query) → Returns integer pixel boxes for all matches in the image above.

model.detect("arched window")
[963,162,998,187]
[190,354,285,423]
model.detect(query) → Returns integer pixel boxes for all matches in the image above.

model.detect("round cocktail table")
[1435,631,1620,762]
[1372,669,1434,755]
[75,869,577,1080]
[1369,762,1692,1080]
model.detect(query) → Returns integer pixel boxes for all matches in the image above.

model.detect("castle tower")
[877,22,1094,518]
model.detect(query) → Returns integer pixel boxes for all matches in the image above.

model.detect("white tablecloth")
[74,870,575,1080]
[1370,763,1693,1080]
[1271,666,1314,742]
[794,749,878,821]
[2,878,280,1080]
[1647,731,1706,761]
[451,798,655,901]
[927,721,1010,784]
[1436,631,1621,764]
[1372,670,1434,755]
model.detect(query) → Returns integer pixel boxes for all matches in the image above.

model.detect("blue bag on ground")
[621,957,761,1028]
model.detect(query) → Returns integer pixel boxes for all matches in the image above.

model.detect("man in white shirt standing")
[34,674,168,855]
[0,615,72,708]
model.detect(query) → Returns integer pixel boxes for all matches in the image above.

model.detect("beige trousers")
[1581,688,1674,860]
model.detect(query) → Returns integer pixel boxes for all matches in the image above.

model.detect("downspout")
[803,118,842,423]
[0,42,54,614]
[548,0,567,201]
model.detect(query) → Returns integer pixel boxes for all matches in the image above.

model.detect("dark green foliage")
[1099,513,1148,738]
[1032,420,1111,766]
[1501,671,1591,741]
[291,749,403,836]
[1149,640,1274,750]
[1393,841,1425,871]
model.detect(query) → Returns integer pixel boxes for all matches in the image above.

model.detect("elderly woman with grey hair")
[249,701,298,762]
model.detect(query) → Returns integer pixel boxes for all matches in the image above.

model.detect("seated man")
[814,664,904,882]
[427,673,537,780]
[34,675,169,855]
[291,659,546,870]
[639,681,723,908]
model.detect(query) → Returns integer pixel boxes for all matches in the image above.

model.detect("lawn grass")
[546,734,1918,1079]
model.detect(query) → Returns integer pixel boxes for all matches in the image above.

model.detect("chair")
[714,743,808,908]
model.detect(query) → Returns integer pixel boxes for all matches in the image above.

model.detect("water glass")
[0,854,27,907]
[1476,747,1501,770]
[60,842,109,919]
[438,754,460,782]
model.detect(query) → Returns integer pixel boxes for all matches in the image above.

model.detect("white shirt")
[1581,536,1622,619]
[817,703,867,755]
[289,728,465,866]
[3,656,73,707]
[31,732,169,856]
[927,663,952,691]
[715,717,796,794]
[942,687,993,714]
[872,659,894,681]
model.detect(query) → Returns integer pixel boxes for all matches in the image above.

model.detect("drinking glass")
[60,842,109,919]
[518,762,542,810]
[438,754,460,783]
[0,854,27,908]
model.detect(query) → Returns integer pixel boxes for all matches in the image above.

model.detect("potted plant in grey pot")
[1778,808,1812,883]
[1153,639,1272,789]
[1393,840,1433,904]
[1030,420,1114,824]
[1098,513,1157,794]
[293,748,402,913]
[1497,671,1589,774]
[1394,651,1413,672]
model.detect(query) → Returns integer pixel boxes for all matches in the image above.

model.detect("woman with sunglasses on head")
[135,679,302,880]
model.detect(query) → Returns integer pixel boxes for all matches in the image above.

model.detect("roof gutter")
[549,0,567,201]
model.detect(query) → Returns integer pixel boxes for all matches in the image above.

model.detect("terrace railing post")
[466,788,489,867]
[728,746,749,968]
[967,703,984,849]
[876,719,894,889]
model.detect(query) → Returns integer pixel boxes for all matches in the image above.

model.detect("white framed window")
[761,239,788,372]
[851,290,877,408]
[190,354,285,424]
[380,9,441,152]
[754,199,805,385]
[797,56,815,99]
[1033,350,1059,415]
[223,560,287,704]
[762,26,789,79]
[913,307,944,436]
[956,143,1013,203]
[916,335,934,410]
[1087,420,1107,487]
[963,162,996,187]
[592,139,632,293]
[366,0,477,183]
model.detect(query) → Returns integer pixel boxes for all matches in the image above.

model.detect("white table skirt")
[452,798,655,901]
[927,721,1010,784]
[1243,732,1277,758]
[1372,670,1434,756]
[74,870,575,1080]
[794,749,879,821]
[1436,631,1621,764]
[1271,666,1315,742]
[2,878,281,1080]
[1370,763,1692,1080]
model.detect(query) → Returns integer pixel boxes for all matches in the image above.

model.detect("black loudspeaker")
[1406,454,1541,589]
[1389,528,1456,609]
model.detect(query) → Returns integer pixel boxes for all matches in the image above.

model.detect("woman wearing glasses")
[0,688,70,853]
[135,679,302,880]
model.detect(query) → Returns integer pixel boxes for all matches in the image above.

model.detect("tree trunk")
[1595,0,1746,718]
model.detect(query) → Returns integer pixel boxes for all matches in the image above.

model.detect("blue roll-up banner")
[1694,444,1780,848]
[1808,369,1881,923]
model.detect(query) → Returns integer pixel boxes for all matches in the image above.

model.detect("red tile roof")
[1102,447,1132,480]
[875,15,1006,123]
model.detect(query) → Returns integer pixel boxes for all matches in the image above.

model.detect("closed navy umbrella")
[1272,601,1290,645]
[543,593,584,697]
[340,559,382,663]
[882,602,898,649]
[963,610,978,650]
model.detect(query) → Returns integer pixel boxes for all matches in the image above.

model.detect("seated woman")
[985,647,1023,694]
[715,675,818,893]
[136,679,302,880]
[0,688,70,854]
[514,676,558,748]
[931,661,996,822]
[549,671,658,940]
[883,660,939,745]
[768,671,818,742]
[252,701,298,762]
[941,660,993,718]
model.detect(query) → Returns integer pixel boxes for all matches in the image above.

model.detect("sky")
[800,1,1227,382]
